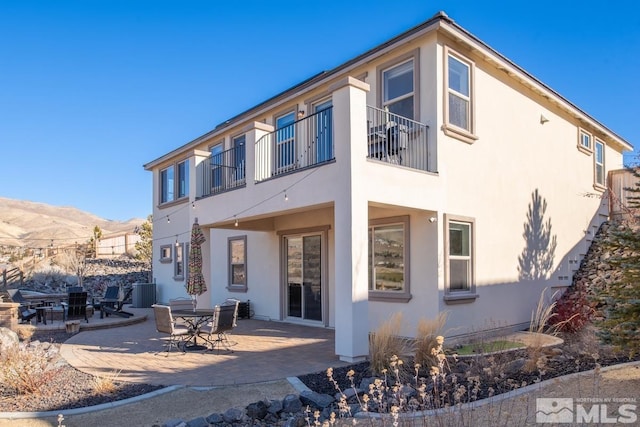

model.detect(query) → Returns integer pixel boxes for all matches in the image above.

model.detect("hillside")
[0,197,145,248]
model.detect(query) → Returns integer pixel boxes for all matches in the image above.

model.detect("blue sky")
[1,1,638,221]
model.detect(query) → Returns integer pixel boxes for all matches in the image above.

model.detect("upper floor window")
[232,134,246,181]
[382,59,414,120]
[177,159,189,199]
[160,166,174,204]
[595,139,605,188]
[368,216,411,302]
[276,112,296,172]
[447,54,471,130]
[160,159,189,204]
[444,214,478,303]
[444,48,477,144]
[578,129,593,154]
[228,236,247,292]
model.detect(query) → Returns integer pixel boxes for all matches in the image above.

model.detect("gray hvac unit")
[131,282,156,308]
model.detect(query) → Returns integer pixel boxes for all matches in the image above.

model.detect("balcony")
[366,106,431,171]
[199,144,246,197]
[255,107,334,182]
[197,103,434,199]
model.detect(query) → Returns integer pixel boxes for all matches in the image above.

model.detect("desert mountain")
[0,197,145,248]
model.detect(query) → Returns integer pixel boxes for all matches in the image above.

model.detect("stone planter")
[65,321,81,334]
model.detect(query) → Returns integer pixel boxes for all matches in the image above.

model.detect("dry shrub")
[369,312,410,375]
[529,288,559,335]
[0,343,62,395]
[413,312,448,369]
[16,327,35,342]
[92,369,122,394]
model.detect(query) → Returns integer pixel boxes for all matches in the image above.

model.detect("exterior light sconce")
[540,114,549,125]
[297,110,305,119]
[429,217,437,223]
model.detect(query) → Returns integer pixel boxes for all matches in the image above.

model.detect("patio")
[55,306,346,387]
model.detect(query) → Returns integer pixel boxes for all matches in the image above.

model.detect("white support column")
[330,77,371,362]
[243,121,274,185]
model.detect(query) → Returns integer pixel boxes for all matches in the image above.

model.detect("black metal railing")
[366,106,431,172]
[255,107,334,182]
[200,144,246,197]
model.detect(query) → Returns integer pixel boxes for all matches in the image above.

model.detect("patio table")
[172,309,214,350]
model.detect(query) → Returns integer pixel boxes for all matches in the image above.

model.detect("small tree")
[57,246,89,287]
[134,215,153,280]
[86,226,103,258]
[594,166,640,356]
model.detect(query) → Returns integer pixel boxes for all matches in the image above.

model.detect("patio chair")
[100,286,134,318]
[151,304,190,354]
[7,289,39,324]
[7,289,41,309]
[63,291,89,323]
[169,297,195,327]
[204,302,239,353]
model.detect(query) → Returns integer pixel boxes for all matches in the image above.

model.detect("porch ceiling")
[205,202,334,232]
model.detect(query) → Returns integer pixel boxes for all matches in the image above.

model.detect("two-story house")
[144,12,632,362]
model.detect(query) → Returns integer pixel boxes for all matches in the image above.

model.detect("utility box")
[131,283,156,308]
[237,300,251,319]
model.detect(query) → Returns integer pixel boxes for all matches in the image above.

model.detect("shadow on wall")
[518,189,557,281]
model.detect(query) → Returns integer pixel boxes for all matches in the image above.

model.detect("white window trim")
[173,242,187,281]
[442,46,478,144]
[228,235,247,292]
[578,128,593,155]
[376,48,420,121]
[159,157,190,206]
[368,215,412,303]
[594,138,606,191]
[159,245,172,264]
[443,214,478,304]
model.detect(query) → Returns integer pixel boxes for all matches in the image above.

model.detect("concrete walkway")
[59,307,347,387]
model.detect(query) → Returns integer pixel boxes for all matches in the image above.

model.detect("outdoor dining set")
[151,298,240,354]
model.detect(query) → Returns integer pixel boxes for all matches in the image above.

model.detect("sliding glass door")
[284,233,323,322]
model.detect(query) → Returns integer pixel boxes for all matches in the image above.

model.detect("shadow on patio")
[59,309,349,387]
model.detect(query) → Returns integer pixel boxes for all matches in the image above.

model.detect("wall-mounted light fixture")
[429,217,437,223]
[540,114,549,125]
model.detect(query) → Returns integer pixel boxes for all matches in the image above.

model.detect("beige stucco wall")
[149,23,630,358]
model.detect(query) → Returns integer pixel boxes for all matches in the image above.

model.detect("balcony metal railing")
[366,106,431,172]
[200,144,246,197]
[255,107,334,182]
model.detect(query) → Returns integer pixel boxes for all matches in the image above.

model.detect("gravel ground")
[0,331,162,413]
[1,329,638,417]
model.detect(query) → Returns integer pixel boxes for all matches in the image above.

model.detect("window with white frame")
[447,52,472,132]
[177,159,189,199]
[595,139,605,188]
[174,243,184,279]
[276,112,296,172]
[382,59,414,119]
[160,159,189,204]
[228,236,247,291]
[444,215,477,302]
[160,166,174,204]
[578,129,592,153]
[232,134,246,182]
[368,216,411,302]
[160,245,172,263]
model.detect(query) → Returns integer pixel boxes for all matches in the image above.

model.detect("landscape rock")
[205,413,224,424]
[222,407,244,423]
[185,417,208,427]
[299,390,334,409]
[282,394,302,413]
[0,327,19,352]
[246,400,268,419]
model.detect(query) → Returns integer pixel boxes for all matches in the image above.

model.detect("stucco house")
[144,12,632,362]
